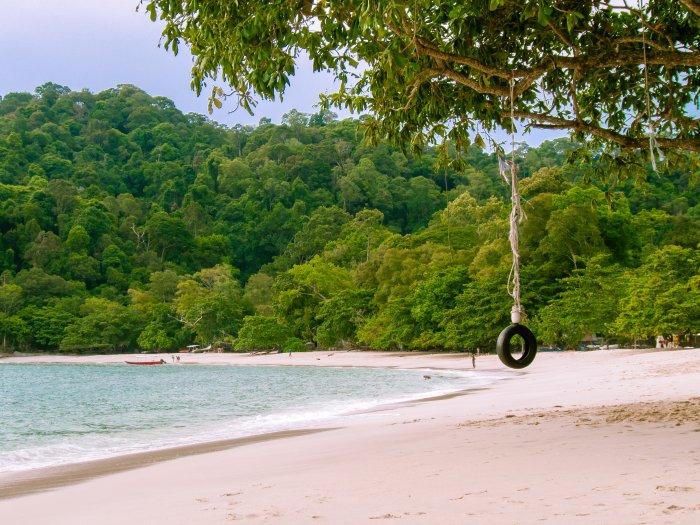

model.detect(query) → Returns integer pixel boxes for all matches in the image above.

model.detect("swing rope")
[495,77,537,369]
[506,76,526,323]
[638,0,661,171]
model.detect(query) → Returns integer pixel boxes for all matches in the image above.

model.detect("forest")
[0,82,698,354]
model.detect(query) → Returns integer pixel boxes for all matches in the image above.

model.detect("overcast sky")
[0,0,345,127]
[1,0,562,144]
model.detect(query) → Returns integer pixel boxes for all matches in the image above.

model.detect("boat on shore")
[185,344,212,353]
[125,358,167,365]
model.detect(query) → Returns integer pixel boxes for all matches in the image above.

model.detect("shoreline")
[0,353,495,497]
[0,349,487,368]
[2,348,700,524]
[0,429,331,501]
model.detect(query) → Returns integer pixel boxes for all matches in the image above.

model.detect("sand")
[1,348,700,524]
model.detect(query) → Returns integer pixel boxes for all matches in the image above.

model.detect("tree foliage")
[0,82,698,352]
[143,0,700,168]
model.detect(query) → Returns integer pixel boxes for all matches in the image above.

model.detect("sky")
[1,0,562,144]
[0,0,344,127]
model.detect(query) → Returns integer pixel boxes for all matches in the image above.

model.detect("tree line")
[0,83,698,353]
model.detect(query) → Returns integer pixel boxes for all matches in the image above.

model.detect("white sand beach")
[1,348,700,524]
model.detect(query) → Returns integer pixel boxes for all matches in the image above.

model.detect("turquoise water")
[0,363,499,474]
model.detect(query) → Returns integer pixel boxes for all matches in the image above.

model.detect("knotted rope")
[506,77,526,323]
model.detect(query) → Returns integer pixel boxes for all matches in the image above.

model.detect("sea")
[0,362,505,474]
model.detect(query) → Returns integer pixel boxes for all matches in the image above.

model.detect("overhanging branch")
[510,110,700,152]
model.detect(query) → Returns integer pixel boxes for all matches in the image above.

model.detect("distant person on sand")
[472,353,476,368]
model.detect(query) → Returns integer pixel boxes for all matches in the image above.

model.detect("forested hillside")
[0,83,698,353]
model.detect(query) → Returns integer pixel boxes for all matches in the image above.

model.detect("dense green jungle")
[0,83,698,354]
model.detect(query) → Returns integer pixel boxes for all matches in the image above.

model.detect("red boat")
[125,358,167,365]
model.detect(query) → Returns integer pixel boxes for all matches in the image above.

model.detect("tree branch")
[612,37,671,51]
[172,312,204,328]
[410,38,699,102]
[416,40,700,78]
[510,110,700,152]
[554,50,700,69]
[412,37,516,81]
[679,0,700,18]
[439,68,511,98]
[547,19,578,53]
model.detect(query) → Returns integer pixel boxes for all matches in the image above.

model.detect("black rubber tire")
[496,324,537,369]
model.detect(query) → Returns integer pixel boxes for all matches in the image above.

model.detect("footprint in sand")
[656,485,697,492]
[305,494,332,504]
[450,490,487,500]
[663,504,685,514]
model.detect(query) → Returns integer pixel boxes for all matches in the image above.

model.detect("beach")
[1,349,699,524]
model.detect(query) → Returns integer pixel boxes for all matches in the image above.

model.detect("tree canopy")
[0,82,698,353]
[142,0,700,164]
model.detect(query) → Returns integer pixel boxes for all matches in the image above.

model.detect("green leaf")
[566,12,583,33]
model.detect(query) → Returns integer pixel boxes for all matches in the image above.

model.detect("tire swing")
[496,77,537,369]
[497,322,537,370]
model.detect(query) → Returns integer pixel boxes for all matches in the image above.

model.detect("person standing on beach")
[472,353,476,368]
